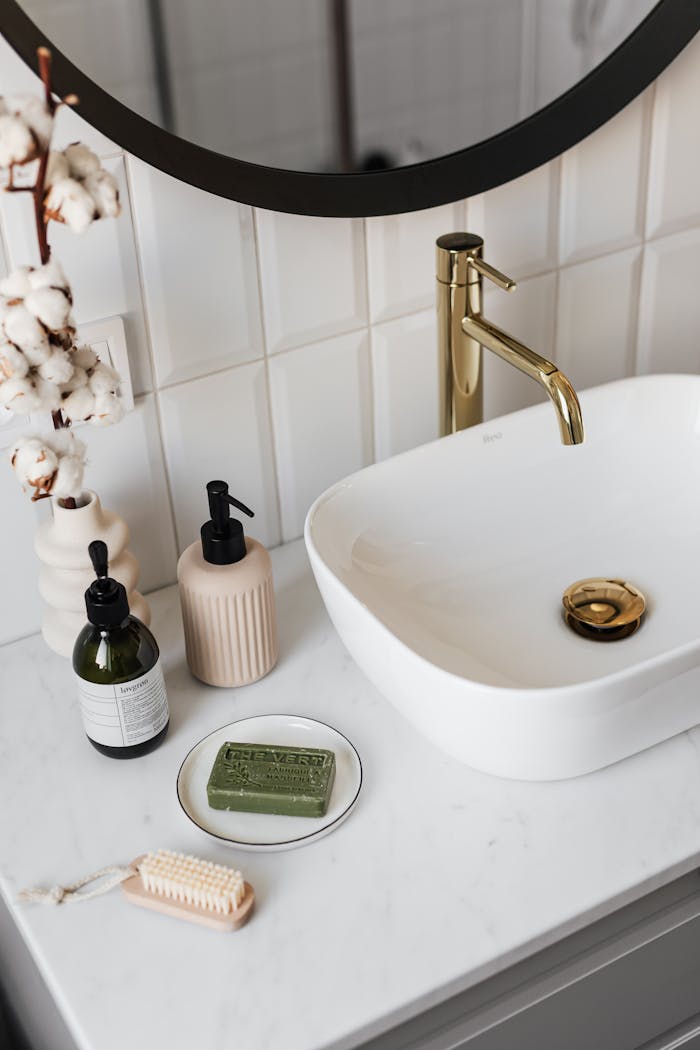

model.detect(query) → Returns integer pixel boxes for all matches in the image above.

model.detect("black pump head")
[89,540,109,579]
[201,480,254,565]
[85,540,130,628]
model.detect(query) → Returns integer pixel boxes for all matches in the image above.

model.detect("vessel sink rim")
[305,373,700,698]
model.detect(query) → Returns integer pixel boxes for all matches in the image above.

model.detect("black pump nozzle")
[206,481,254,532]
[85,540,130,628]
[201,480,254,565]
[88,540,109,580]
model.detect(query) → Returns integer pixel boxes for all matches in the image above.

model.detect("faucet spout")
[461,315,584,445]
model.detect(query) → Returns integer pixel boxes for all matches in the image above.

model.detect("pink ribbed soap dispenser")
[177,480,277,687]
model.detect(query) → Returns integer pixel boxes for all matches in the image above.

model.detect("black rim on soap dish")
[176,714,363,849]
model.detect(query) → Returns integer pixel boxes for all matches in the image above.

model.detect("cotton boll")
[61,385,95,422]
[0,297,13,327]
[28,258,70,293]
[3,304,48,352]
[33,376,61,412]
[3,304,49,361]
[0,266,32,299]
[90,390,124,426]
[0,113,36,167]
[51,453,85,500]
[11,437,58,491]
[24,286,73,332]
[46,150,70,186]
[60,364,87,394]
[0,376,40,412]
[38,348,74,384]
[22,342,51,368]
[45,177,96,234]
[7,95,53,149]
[84,169,120,218]
[71,345,97,371]
[49,428,86,460]
[88,361,121,395]
[11,436,47,475]
[0,343,29,379]
[22,344,50,369]
[64,142,100,179]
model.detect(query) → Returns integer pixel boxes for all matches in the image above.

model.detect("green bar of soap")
[207,741,336,817]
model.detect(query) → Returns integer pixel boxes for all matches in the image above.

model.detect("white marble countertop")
[3,539,700,1050]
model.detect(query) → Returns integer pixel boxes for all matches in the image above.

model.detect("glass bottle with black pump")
[73,540,169,758]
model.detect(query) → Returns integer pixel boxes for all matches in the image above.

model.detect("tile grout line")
[245,319,371,366]
[143,214,700,417]
[122,153,182,563]
[157,354,266,394]
[360,217,376,465]
[639,86,656,247]
[251,207,284,547]
[633,82,658,377]
[149,214,700,402]
[510,214,700,285]
[550,157,563,359]
[153,305,433,396]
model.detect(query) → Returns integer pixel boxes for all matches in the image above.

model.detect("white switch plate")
[75,315,135,413]
[0,314,134,449]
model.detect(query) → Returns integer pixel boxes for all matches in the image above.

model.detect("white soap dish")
[176,714,363,852]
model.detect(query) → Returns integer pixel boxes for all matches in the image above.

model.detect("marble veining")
[2,539,700,1050]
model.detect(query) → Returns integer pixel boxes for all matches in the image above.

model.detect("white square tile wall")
[647,33,700,239]
[371,311,439,460]
[472,162,559,279]
[159,362,280,553]
[559,94,650,265]
[84,396,178,594]
[557,248,642,390]
[366,202,464,322]
[127,158,263,388]
[268,331,372,541]
[637,228,700,376]
[0,470,47,644]
[256,210,367,353]
[1,29,700,644]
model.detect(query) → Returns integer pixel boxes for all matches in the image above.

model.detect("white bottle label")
[76,659,169,749]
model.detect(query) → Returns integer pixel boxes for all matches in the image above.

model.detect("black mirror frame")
[2,0,699,217]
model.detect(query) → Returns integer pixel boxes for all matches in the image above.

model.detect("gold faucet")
[436,233,584,445]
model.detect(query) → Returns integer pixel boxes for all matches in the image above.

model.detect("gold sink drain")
[562,578,646,641]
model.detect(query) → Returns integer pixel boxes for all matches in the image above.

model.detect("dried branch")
[31,50,70,447]
[37,47,55,116]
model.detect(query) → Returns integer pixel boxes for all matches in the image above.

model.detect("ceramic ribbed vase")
[34,490,150,657]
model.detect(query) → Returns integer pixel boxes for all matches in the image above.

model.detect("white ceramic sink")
[305,374,700,780]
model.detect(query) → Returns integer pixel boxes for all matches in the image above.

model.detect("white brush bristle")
[138,850,245,914]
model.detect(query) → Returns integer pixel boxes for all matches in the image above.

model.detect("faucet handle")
[468,256,517,292]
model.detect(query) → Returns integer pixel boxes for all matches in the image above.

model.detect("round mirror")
[2,0,699,215]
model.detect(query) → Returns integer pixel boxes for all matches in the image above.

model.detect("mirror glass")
[18,0,658,174]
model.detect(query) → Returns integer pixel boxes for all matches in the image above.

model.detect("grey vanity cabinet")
[3,870,700,1050]
[359,872,700,1050]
